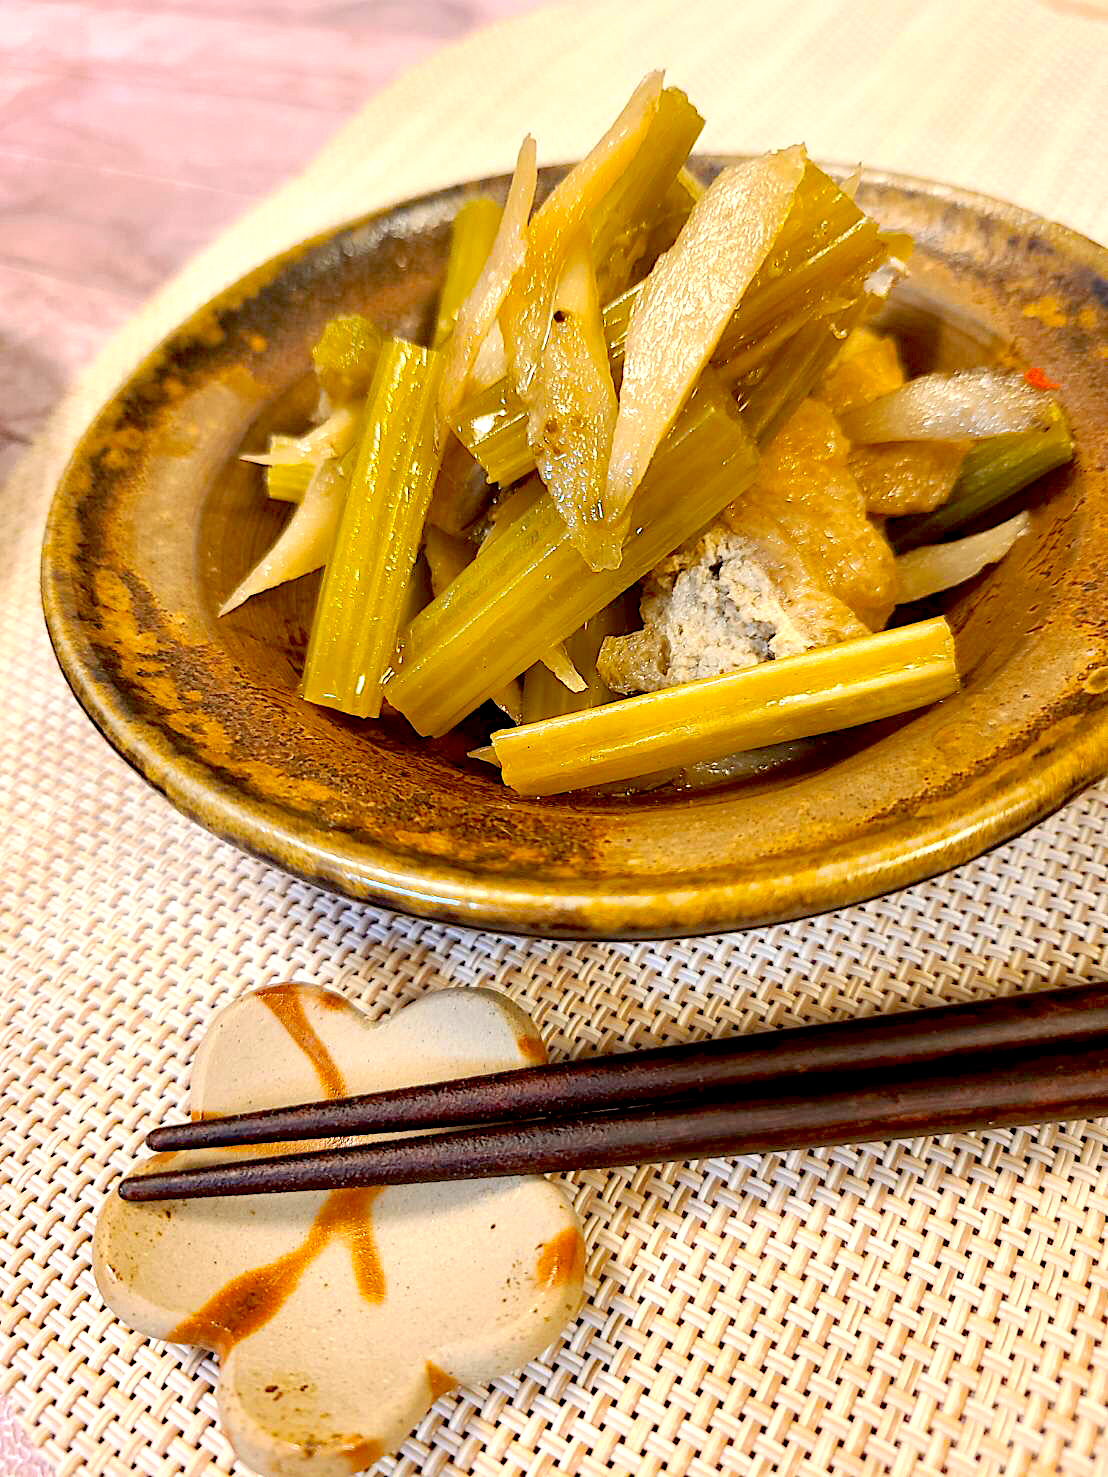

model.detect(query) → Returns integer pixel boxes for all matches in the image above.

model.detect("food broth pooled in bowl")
[222,72,1073,799]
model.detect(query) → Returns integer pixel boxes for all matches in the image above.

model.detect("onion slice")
[220,461,347,615]
[605,146,807,523]
[239,406,358,466]
[840,369,1055,443]
[895,511,1029,604]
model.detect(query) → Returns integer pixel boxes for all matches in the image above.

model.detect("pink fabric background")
[0,0,543,481]
[0,1,541,1466]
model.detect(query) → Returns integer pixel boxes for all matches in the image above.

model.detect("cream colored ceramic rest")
[95,987,584,1476]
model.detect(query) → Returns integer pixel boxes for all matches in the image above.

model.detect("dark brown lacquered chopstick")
[120,1040,1108,1201]
[146,981,1108,1152]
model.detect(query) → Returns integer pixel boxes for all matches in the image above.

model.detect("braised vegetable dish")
[225,73,1073,796]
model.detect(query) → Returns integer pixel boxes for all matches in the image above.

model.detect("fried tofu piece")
[597,505,865,696]
[746,397,896,630]
[849,439,967,516]
[814,324,905,416]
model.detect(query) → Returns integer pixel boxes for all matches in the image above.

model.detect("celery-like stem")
[392,297,858,737]
[591,88,705,300]
[451,285,637,487]
[266,461,314,503]
[715,301,832,389]
[432,196,503,349]
[387,377,757,736]
[604,147,808,524]
[453,167,887,487]
[492,617,957,795]
[740,297,870,445]
[528,228,619,570]
[714,218,879,362]
[423,526,523,720]
[889,405,1074,551]
[589,88,704,267]
[300,340,444,719]
[311,315,384,404]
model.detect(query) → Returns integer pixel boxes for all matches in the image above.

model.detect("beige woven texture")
[5,1,1108,1472]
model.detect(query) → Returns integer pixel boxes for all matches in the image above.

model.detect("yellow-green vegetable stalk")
[451,285,637,488]
[424,526,525,721]
[265,460,315,503]
[502,74,703,399]
[432,196,503,349]
[453,165,886,488]
[740,296,871,445]
[590,89,705,301]
[492,617,958,795]
[311,315,384,404]
[604,146,807,524]
[889,405,1073,551]
[301,339,444,719]
[438,135,537,424]
[500,72,662,397]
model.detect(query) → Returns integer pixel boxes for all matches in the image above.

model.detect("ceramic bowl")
[41,162,1108,939]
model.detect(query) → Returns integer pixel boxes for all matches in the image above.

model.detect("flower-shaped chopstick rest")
[95,985,585,1475]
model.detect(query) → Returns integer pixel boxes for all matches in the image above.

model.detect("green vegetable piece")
[311,314,385,404]
[451,163,886,488]
[300,339,444,719]
[432,196,503,349]
[386,376,758,736]
[528,228,619,570]
[393,291,862,740]
[266,461,315,503]
[493,617,958,796]
[590,86,705,300]
[739,296,870,445]
[451,286,637,487]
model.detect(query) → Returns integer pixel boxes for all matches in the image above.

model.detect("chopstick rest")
[95,984,584,1477]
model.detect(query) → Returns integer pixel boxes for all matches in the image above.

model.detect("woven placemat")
[4,1,1108,1472]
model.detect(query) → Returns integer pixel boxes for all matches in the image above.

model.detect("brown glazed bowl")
[41,162,1108,939]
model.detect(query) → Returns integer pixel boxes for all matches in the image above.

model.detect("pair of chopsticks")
[119,981,1108,1202]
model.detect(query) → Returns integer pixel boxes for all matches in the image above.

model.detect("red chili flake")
[1025,366,1061,391]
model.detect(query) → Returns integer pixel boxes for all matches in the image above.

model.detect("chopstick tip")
[145,1124,186,1151]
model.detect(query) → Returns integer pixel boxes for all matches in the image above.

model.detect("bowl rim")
[41,163,1108,940]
